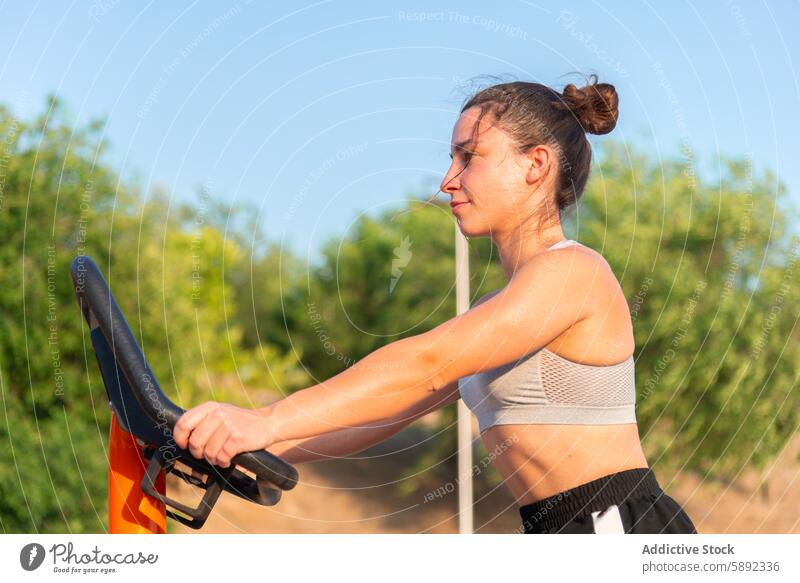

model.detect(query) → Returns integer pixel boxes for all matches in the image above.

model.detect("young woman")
[173,75,697,534]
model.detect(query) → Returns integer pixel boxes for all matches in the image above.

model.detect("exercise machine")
[71,256,298,532]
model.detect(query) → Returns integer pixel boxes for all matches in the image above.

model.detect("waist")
[519,467,660,533]
[481,423,648,505]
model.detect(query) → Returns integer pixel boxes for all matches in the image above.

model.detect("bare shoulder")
[518,242,615,290]
[545,242,619,284]
[472,244,616,314]
[541,243,634,362]
[517,242,630,326]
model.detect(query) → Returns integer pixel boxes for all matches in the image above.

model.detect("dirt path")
[671,436,800,533]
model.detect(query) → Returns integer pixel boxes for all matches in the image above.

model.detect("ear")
[524,144,554,186]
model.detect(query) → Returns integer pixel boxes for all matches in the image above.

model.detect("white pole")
[454,223,473,534]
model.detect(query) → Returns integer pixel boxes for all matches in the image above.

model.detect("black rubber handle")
[70,255,298,491]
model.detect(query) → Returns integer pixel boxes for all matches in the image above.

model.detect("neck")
[494,224,566,280]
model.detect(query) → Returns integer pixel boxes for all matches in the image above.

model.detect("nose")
[439,161,461,196]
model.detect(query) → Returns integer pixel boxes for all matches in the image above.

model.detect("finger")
[218,441,240,468]
[203,425,232,467]
[187,415,223,460]
[173,402,214,449]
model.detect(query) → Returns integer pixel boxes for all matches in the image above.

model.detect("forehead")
[451,106,501,149]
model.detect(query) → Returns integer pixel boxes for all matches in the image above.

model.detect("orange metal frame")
[108,414,167,534]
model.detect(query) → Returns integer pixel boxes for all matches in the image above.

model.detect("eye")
[449,147,475,165]
[453,148,474,161]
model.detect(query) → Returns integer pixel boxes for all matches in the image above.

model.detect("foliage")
[0,97,306,532]
[0,396,107,533]
[579,143,800,479]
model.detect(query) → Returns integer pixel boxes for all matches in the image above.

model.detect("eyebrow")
[449,139,475,156]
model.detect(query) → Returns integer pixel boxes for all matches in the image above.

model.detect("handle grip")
[70,255,298,491]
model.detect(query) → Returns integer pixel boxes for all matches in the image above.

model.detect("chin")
[456,220,491,239]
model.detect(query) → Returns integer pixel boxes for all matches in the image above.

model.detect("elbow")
[380,333,446,393]
[413,337,447,393]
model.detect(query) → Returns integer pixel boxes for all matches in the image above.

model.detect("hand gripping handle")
[70,255,298,492]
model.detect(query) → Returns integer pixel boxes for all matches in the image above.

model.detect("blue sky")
[1,0,797,259]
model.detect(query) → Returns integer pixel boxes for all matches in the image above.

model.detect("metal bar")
[454,223,473,534]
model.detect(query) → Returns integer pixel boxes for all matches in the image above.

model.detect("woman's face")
[440,106,554,239]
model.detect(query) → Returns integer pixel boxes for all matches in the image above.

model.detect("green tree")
[577,142,800,480]
[0,97,306,532]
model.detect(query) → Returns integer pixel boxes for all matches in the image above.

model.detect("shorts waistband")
[519,468,661,533]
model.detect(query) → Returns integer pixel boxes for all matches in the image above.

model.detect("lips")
[450,201,469,213]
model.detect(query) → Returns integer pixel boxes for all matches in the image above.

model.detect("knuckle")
[188,437,203,455]
[219,447,233,465]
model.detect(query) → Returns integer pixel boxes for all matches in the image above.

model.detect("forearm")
[259,336,438,446]
[268,377,460,464]
[267,417,412,465]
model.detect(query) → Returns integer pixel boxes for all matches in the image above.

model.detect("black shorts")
[518,468,697,534]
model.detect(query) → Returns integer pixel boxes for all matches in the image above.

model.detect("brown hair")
[459,74,618,221]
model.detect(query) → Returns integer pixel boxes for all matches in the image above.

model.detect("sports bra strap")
[547,239,580,251]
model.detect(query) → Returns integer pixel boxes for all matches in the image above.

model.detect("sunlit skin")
[173,106,648,506]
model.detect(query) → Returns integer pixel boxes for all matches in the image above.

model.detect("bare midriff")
[481,422,649,506]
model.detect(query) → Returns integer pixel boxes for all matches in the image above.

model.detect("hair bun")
[561,74,619,135]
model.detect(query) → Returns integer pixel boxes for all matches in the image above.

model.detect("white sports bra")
[458,240,637,432]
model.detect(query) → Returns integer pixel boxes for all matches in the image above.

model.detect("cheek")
[460,162,490,194]
[465,163,503,201]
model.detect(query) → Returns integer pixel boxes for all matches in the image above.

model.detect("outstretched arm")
[268,380,460,464]
[172,333,450,468]
[254,247,597,445]
[173,246,600,467]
